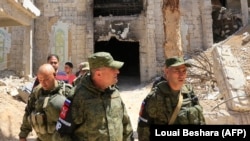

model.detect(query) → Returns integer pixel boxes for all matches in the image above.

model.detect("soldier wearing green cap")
[152,56,192,88]
[137,56,206,141]
[72,62,90,86]
[55,52,134,141]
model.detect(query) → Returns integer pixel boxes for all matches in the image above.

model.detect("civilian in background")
[64,62,76,85]
[47,54,68,82]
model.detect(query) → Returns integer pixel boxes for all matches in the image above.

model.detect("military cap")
[79,62,85,66]
[81,62,90,71]
[88,52,124,69]
[165,56,191,67]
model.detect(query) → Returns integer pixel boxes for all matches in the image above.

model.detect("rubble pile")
[212,6,243,43]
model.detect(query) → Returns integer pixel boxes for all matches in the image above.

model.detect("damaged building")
[0,0,249,83]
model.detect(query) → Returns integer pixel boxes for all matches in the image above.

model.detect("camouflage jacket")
[137,81,206,141]
[72,72,89,87]
[19,81,73,141]
[69,75,134,141]
[151,76,166,89]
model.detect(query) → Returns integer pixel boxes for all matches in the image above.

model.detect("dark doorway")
[94,37,140,86]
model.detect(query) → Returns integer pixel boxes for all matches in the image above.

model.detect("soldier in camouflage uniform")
[55,52,134,141]
[72,61,90,87]
[137,57,206,141]
[19,64,73,141]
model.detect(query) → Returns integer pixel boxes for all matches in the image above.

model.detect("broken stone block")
[242,32,250,44]
[212,45,250,112]
[17,82,33,103]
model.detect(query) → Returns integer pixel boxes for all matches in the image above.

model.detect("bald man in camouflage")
[19,64,73,141]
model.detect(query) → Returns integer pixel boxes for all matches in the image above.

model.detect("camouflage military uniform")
[72,72,89,87]
[72,74,83,87]
[69,75,134,141]
[19,81,73,141]
[137,81,206,141]
[151,76,166,89]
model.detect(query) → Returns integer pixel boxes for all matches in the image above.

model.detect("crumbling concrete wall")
[33,0,93,73]
[31,0,215,82]
[32,0,165,82]
[1,26,33,78]
[7,0,247,84]
[0,28,11,71]
[93,0,165,82]
[213,45,250,111]
[162,0,182,57]
[0,0,39,79]
[180,0,213,54]
[154,0,166,75]
[161,0,213,58]
[2,0,218,83]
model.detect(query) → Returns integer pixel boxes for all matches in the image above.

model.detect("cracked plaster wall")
[3,0,216,83]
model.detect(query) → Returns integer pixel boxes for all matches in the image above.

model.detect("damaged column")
[213,45,250,111]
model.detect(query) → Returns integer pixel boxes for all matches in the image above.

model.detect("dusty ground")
[0,73,37,141]
[1,25,250,141]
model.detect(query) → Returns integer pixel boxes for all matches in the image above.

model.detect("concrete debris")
[242,32,250,44]
[8,87,19,97]
[0,70,32,103]
[202,91,221,100]
[0,80,7,86]
[213,45,250,112]
[212,6,243,43]
[18,82,34,103]
[247,76,250,80]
